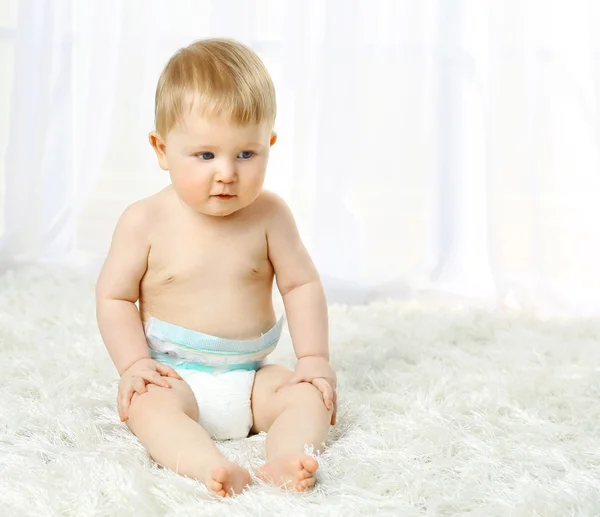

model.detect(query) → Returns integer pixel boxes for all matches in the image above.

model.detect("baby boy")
[95,38,336,497]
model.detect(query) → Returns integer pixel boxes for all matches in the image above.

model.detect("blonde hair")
[154,38,276,135]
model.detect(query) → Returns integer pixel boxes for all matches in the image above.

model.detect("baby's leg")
[126,378,251,497]
[251,365,332,491]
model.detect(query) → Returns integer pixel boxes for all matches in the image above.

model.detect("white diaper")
[176,368,256,440]
[144,316,284,440]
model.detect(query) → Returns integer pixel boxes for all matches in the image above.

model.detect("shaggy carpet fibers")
[0,266,599,516]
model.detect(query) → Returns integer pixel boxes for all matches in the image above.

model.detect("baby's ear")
[270,131,278,147]
[149,132,169,170]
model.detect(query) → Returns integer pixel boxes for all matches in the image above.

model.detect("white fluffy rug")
[1,266,599,516]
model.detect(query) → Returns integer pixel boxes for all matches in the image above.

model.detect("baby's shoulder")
[116,189,168,236]
[252,189,290,217]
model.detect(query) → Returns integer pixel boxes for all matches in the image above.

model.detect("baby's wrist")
[297,354,330,363]
[121,356,153,375]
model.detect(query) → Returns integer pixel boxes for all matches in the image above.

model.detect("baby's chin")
[176,191,261,218]
[196,198,249,218]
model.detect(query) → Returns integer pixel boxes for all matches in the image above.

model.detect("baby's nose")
[215,162,236,183]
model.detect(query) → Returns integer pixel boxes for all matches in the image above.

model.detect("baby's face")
[161,112,275,217]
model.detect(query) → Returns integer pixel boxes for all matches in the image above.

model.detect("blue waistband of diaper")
[150,357,260,374]
[144,316,284,374]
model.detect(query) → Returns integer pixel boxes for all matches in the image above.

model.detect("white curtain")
[1,0,599,315]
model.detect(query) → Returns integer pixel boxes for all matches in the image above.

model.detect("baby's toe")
[297,476,316,491]
[211,466,228,483]
[209,479,222,491]
[298,468,313,480]
[301,456,319,474]
[209,481,225,496]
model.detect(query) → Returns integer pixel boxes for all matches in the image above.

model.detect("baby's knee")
[288,381,326,406]
[129,381,197,421]
[128,385,166,417]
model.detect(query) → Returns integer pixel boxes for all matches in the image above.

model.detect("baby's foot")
[257,453,319,492]
[206,461,252,497]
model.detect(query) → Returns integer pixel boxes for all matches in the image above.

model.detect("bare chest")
[144,224,272,289]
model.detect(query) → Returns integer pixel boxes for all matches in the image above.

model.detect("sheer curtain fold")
[0,0,121,266]
[1,0,71,265]
[1,0,599,315]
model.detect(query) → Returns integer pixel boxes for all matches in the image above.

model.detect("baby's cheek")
[176,175,209,200]
[246,166,267,190]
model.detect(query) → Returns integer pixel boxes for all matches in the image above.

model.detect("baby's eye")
[238,151,254,159]
[197,152,215,160]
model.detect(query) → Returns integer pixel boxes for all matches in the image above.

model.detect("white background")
[0,0,599,314]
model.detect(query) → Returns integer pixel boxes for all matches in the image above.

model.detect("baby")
[95,38,336,497]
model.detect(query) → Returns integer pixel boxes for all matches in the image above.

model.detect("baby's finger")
[333,387,337,408]
[119,386,135,422]
[155,363,182,380]
[121,378,147,421]
[312,378,334,411]
[141,371,172,388]
[132,376,147,395]
[117,399,124,422]
[275,374,302,393]
[332,389,338,425]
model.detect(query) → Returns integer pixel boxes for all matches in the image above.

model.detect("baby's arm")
[266,193,336,421]
[96,202,181,421]
[266,194,329,360]
[96,203,152,374]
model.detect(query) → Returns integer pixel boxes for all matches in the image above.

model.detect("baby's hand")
[117,358,182,422]
[278,356,337,425]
